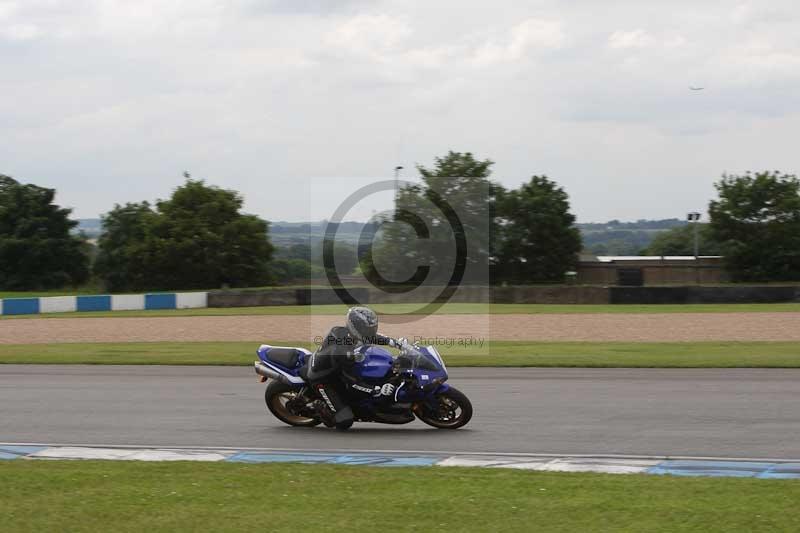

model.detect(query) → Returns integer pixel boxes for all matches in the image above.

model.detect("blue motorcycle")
[254,341,472,430]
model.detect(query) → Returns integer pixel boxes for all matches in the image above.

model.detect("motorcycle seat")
[268,347,301,368]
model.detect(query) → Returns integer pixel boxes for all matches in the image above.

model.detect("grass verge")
[1,461,799,532]
[2,302,800,319]
[2,341,800,367]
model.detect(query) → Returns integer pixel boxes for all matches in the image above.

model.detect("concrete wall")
[609,286,800,304]
[209,286,610,306]
[209,285,800,306]
[207,289,298,307]
[577,257,729,286]
[490,286,610,304]
[4,284,798,316]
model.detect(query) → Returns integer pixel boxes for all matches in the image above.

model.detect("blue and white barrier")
[0,292,208,316]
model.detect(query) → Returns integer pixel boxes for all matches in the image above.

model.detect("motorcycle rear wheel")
[265,381,321,427]
[415,387,473,429]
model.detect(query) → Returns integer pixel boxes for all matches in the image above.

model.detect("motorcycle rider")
[305,306,402,428]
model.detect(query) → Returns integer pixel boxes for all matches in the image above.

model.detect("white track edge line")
[2,442,798,463]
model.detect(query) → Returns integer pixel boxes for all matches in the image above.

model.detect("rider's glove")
[397,337,413,353]
[373,383,396,397]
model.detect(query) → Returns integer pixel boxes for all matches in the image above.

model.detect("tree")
[93,202,159,291]
[709,171,800,281]
[643,224,722,256]
[494,176,582,283]
[275,242,312,261]
[318,239,360,277]
[363,151,493,287]
[95,179,274,291]
[0,175,89,289]
[269,258,324,284]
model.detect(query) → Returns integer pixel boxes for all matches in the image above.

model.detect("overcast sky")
[2,0,799,222]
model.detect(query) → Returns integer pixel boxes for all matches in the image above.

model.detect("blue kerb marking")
[145,293,176,310]
[227,453,339,464]
[759,464,800,479]
[0,446,47,460]
[648,460,800,479]
[76,295,111,312]
[371,457,439,467]
[226,452,438,467]
[2,298,40,315]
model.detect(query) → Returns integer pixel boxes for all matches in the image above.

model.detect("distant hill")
[577,218,688,255]
[576,218,686,231]
[270,220,378,245]
[74,217,687,254]
[74,218,103,238]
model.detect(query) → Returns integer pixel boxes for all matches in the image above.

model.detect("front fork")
[412,383,451,415]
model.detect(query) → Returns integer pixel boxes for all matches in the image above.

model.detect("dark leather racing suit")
[305,326,396,426]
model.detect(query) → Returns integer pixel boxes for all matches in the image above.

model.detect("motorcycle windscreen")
[395,351,441,372]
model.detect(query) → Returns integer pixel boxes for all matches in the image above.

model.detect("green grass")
[2,341,800,367]
[0,285,387,299]
[0,288,205,300]
[0,288,101,299]
[3,302,800,319]
[1,461,798,532]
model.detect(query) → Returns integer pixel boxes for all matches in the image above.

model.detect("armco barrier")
[0,292,208,316]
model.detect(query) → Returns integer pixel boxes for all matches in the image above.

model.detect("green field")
[1,461,797,532]
[0,289,101,299]
[0,285,340,299]
[2,341,799,367]
[3,302,800,319]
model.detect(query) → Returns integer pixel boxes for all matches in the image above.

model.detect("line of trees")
[642,171,800,281]
[2,163,800,292]
[94,180,275,291]
[361,152,582,286]
[0,175,90,289]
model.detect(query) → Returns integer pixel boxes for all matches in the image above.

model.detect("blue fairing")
[352,345,394,380]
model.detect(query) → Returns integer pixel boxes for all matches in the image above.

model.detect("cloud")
[608,29,652,49]
[242,0,372,16]
[325,14,412,58]
[473,18,565,65]
[1,0,800,224]
[1,23,41,41]
[0,1,16,21]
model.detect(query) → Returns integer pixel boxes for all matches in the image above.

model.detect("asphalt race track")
[2,365,800,460]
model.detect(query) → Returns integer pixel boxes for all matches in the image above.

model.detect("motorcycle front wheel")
[265,381,321,427]
[415,387,473,429]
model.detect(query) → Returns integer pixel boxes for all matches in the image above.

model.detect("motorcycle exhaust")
[254,361,291,385]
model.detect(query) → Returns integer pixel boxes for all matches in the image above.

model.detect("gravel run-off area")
[1,312,800,344]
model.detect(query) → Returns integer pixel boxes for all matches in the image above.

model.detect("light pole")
[687,212,701,258]
[393,166,404,206]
